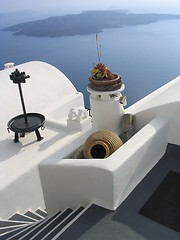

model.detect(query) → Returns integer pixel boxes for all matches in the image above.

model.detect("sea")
[1,13,180,108]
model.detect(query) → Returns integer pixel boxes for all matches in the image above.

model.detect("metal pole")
[18,82,28,123]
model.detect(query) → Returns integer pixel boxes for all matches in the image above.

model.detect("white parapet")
[39,116,168,214]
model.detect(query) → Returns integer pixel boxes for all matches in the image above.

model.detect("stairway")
[0,206,85,240]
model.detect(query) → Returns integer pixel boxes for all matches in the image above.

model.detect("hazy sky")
[1,0,180,14]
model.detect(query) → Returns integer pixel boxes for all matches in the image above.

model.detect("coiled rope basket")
[83,130,123,159]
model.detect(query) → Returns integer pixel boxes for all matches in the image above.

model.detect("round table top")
[7,113,45,133]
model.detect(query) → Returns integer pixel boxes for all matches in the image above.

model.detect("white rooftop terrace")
[1,61,180,219]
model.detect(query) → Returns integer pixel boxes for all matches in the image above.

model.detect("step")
[24,210,44,221]
[0,224,32,240]
[35,208,47,218]
[42,206,84,240]
[53,205,89,239]
[55,204,111,240]
[0,220,28,227]
[16,211,61,240]
[4,220,44,240]
[30,208,73,240]
[9,213,37,223]
[0,225,25,235]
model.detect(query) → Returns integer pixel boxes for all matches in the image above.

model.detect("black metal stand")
[18,81,28,123]
[35,129,43,141]
[14,133,19,143]
[7,69,45,143]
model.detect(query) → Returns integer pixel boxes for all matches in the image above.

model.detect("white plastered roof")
[0,61,78,137]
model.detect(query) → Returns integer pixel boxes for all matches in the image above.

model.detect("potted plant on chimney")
[89,33,122,88]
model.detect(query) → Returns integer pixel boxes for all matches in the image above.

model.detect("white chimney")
[87,84,126,135]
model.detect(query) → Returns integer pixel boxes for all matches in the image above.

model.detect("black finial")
[9,68,30,84]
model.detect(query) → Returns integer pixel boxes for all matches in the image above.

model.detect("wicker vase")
[83,130,123,159]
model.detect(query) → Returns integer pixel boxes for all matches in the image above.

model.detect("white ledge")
[39,116,168,214]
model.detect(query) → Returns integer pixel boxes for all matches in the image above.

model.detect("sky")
[0,0,180,15]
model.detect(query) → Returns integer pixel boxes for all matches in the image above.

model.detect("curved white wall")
[39,116,168,213]
[0,61,84,137]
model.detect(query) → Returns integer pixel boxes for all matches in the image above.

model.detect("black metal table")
[7,69,45,143]
[8,113,45,143]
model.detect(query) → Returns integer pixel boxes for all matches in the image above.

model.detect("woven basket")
[89,75,121,87]
[83,130,123,159]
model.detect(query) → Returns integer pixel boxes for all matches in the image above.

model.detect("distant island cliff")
[3,10,180,37]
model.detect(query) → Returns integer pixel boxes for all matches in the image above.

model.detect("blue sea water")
[0,18,180,108]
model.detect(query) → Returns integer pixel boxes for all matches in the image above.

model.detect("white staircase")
[0,206,85,240]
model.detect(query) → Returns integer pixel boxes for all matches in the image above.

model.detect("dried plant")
[90,33,116,80]
[96,33,101,64]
